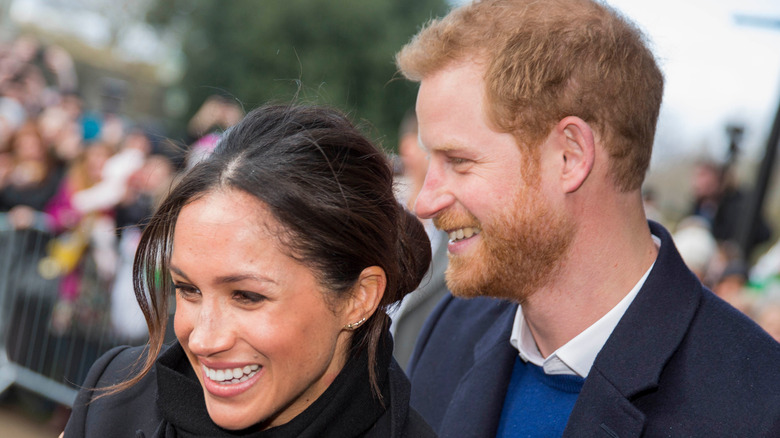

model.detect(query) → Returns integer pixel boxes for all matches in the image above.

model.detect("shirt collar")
[510,235,661,377]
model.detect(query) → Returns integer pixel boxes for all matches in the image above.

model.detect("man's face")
[414,62,573,302]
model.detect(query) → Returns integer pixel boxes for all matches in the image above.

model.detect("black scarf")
[154,338,391,438]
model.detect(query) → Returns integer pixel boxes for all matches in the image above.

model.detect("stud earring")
[344,317,367,330]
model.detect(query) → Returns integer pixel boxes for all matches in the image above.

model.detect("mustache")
[433,209,481,231]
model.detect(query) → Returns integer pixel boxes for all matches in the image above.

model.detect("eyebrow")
[420,138,470,154]
[169,265,277,285]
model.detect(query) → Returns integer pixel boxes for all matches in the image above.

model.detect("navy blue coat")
[408,221,780,437]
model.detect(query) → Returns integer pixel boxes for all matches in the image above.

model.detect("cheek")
[273,310,342,364]
[173,299,195,342]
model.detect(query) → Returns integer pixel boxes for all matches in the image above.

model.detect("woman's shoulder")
[403,409,437,437]
[364,401,437,438]
[64,344,166,438]
[363,358,436,437]
[84,344,158,387]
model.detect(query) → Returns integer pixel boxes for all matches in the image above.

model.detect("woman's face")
[171,189,353,430]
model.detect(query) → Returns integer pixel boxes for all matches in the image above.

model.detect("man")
[395,0,780,436]
[389,110,450,369]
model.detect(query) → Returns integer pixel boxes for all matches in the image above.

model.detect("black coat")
[408,221,780,437]
[64,335,435,438]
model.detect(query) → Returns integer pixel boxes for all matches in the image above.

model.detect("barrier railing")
[0,216,138,407]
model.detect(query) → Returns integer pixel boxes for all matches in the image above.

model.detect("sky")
[605,0,780,165]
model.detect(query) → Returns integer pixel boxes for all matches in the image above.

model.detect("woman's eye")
[174,283,200,298]
[233,290,265,304]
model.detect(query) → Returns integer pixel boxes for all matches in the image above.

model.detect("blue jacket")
[408,221,780,437]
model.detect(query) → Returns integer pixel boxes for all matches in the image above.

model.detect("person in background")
[63,104,436,437]
[389,109,449,370]
[185,95,245,169]
[110,153,175,343]
[672,215,718,283]
[395,0,780,436]
[689,160,772,254]
[0,121,64,229]
[41,142,115,333]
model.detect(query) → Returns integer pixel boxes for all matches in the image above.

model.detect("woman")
[63,104,436,437]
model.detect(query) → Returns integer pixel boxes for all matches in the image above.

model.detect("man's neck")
[522,205,658,358]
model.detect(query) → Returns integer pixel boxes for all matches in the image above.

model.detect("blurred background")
[0,0,779,436]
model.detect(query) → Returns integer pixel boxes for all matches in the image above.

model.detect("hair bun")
[394,206,432,298]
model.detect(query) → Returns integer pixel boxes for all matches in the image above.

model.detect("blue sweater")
[496,357,585,437]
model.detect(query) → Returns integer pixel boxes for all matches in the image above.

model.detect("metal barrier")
[0,216,136,407]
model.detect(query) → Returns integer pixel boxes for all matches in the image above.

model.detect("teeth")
[448,227,480,242]
[203,364,260,384]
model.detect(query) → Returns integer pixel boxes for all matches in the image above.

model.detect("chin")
[206,402,266,431]
[444,259,488,299]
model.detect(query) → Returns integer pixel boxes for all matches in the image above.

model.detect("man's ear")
[555,116,595,193]
[343,266,386,330]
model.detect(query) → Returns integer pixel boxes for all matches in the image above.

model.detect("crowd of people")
[669,160,780,342]
[0,35,178,343]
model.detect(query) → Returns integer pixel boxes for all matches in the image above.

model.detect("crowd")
[0,35,178,344]
[669,160,780,342]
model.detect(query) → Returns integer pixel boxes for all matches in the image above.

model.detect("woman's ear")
[343,266,386,330]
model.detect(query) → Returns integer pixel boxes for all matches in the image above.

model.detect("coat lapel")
[564,221,702,437]
[438,302,517,438]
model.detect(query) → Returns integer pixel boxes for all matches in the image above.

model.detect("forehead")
[173,189,278,250]
[417,63,487,131]
[415,62,515,155]
[181,189,266,223]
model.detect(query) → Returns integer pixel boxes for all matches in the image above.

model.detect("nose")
[414,159,454,219]
[186,298,234,357]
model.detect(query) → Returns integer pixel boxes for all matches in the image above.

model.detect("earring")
[344,317,367,330]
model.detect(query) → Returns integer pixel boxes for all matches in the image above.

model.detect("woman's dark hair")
[110,104,431,399]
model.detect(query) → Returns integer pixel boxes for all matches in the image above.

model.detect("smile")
[202,364,261,385]
[448,227,481,242]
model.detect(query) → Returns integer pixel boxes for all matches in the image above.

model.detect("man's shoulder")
[408,295,519,435]
[608,289,780,435]
[431,294,516,329]
[658,293,780,433]
[690,289,780,367]
[416,294,517,350]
